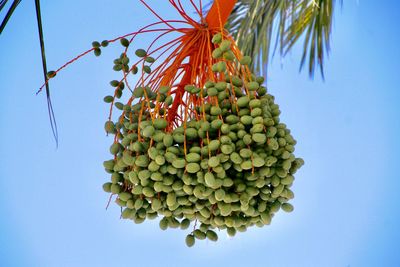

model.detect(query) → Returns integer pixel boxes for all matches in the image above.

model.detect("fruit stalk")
[206,0,237,29]
[166,0,237,126]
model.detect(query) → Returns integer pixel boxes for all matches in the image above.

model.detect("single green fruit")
[223,51,235,61]
[135,155,149,168]
[221,144,234,155]
[142,125,155,138]
[241,160,253,170]
[212,48,223,59]
[102,182,112,193]
[101,40,109,47]
[220,40,231,52]
[256,76,265,84]
[180,218,191,230]
[46,71,56,79]
[227,227,236,237]
[138,169,151,180]
[211,119,223,129]
[152,198,162,211]
[186,163,200,173]
[208,140,220,151]
[121,208,133,219]
[217,61,227,72]
[104,121,115,133]
[143,65,151,74]
[120,38,130,47]
[145,56,155,63]
[204,172,216,187]
[110,184,121,194]
[142,187,154,197]
[206,230,218,241]
[230,152,242,165]
[185,128,198,139]
[237,96,250,108]
[257,86,267,96]
[153,118,168,129]
[166,193,177,206]
[103,95,114,103]
[281,203,294,212]
[159,85,170,94]
[253,157,265,167]
[114,102,124,110]
[94,48,101,57]
[185,234,195,247]
[163,134,173,147]
[240,56,251,65]
[208,156,220,168]
[103,160,115,170]
[121,57,129,65]
[155,155,165,166]
[215,82,227,91]
[239,148,252,158]
[135,49,147,57]
[92,41,101,48]
[215,189,225,201]
[110,143,120,155]
[131,65,138,74]
[186,153,201,163]
[159,217,168,230]
[249,99,261,108]
[252,133,267,144]
[212,33,222,44]
[231,76,243,87]
[247,81,259,91]
[119,192,132,202]
[240,115,253,125]
[207,87,218,96]
[133,87,144,98]
[210,106,222,115]
[113,64,122,71]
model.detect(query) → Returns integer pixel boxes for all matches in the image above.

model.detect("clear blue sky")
[1,1,399,266]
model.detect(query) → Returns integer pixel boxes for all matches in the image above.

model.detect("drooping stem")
[206,0,237,29]
[164,0,237,127]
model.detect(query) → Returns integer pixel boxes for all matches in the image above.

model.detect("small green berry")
[101,40,109,47]
[94,48,101,57]
[92,41,100,48]
[135,49,147,57]
[120,38,130,47]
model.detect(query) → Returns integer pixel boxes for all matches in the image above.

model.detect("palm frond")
[0,0,21,34]
[227,0,339,78]
[1,0,57,145]
[34,0,58,146]
[0,0,10,12]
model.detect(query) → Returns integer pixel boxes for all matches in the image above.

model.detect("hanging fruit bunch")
[44,0,304,247]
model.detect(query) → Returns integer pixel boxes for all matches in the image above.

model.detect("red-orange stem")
[206,0,237,29]
[167,64,192,128]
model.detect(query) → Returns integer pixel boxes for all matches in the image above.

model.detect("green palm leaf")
[0,0,21,34]
[228,0,339,78]
[34,0,58,146]
[1,0,58,145]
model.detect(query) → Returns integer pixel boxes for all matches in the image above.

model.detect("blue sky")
[1,1,400,266]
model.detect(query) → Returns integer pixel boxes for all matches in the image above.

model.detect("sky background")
[1,1,400,266]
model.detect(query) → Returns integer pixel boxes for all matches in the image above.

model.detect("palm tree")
[0,0,339,144]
